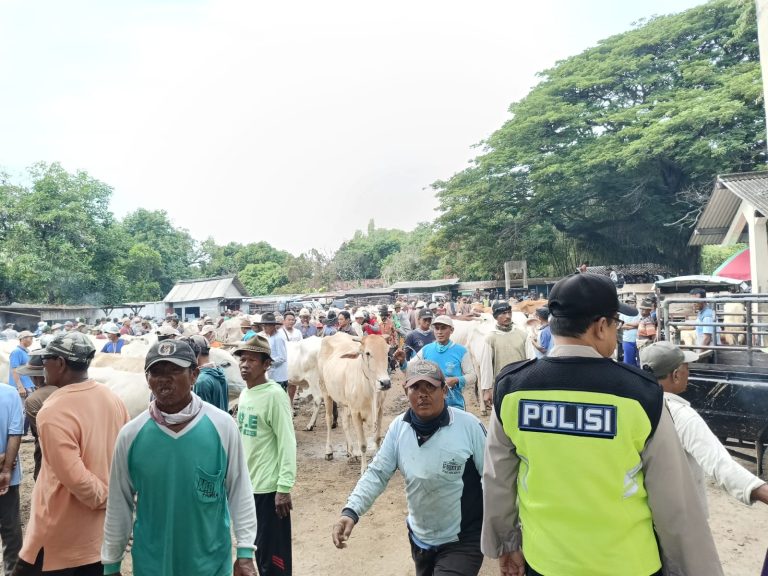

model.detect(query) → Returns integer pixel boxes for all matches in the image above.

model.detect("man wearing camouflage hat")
[14,333,129,576]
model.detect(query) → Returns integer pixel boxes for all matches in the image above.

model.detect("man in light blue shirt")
[690,288,717,348]
[619,297,642,367]
[0,381,24,573]
[261,313,289,391]
[332,360,486,576]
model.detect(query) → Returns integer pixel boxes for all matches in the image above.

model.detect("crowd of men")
[0,278,765,575]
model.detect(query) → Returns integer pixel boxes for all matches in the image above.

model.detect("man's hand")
[331,516,355,549]
[482,389,493,411]
[275,492,292,519]
[0,470,10,496]
[17,387,26,399]
[445,377,459,389]
[233,557,257,576]
[499,550,526,576]
[751,483,768,505]
[393,349,405,364]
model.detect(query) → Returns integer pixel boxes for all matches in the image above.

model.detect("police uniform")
[480,274,723,576]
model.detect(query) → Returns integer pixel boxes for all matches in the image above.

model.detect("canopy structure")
[690,172,768,294]
[714,247,751,281]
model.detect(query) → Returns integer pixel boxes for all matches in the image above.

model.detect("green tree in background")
[240,261,289,295]
[434,0,764,278]
[0,162,120,303]
[333,220,405,281]
[119,208,199,296]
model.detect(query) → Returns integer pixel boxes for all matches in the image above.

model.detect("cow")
[286,336,330,431]
[89,367,149,418]
[513,298,548,316]
[89,347,246,411]
[319,333,391,474]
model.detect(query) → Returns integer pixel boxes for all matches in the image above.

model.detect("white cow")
[286,336,328,431]
[89,367,149,418]
[89,346,246,408]
[319,333,391,474]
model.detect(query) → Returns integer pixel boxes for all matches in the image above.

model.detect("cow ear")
[340,352,362,359]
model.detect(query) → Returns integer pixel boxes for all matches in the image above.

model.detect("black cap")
[145,340,198,372]
[417,308,433,319]
[548,274,637,319]
[492,302,512,317]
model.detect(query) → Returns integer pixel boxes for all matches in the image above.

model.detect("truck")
[656,276,768,480]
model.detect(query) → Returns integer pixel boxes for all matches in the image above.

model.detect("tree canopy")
[433,0,764,278]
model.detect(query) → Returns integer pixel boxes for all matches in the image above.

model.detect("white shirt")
[278,327,303,343]
[665,392,764,515]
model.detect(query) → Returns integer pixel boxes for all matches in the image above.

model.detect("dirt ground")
[13,383,768,576]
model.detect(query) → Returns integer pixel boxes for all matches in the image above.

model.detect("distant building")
[163,275,250,320]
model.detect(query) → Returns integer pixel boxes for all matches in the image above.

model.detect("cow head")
[360,335,391,391]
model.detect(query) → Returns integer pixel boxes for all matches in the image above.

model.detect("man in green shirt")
[235,335,297,576]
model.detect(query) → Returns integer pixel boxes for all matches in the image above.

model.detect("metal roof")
[690,172,768,246]
[164,275,249,303]
[343,287,394,296]
[388,278,459,291]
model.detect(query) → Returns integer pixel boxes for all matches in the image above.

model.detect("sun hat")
[16,350,45,377]
[233,334,273,360]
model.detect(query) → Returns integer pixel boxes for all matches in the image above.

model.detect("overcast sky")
[0,0,706,256]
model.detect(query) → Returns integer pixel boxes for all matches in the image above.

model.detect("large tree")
[433,0,764,277]
[118,209,199,297]
[0,162,121,303]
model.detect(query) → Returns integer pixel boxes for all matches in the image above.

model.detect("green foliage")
[433,0,764,277]
[118,208,199,296]
[380,223,440,283]
[700,243,748,275]
[240,261,289,295]
[333,220,406,281]
[0,162,119,303]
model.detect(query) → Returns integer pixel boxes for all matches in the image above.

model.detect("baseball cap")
[200,324,216,336]
[145,340,198,372]
[417,308,433,320]
[548,274,637,319]
[44,332,96,363]
[18,330,34,339]
[431,315,453,327]
[492,302,512,317]
[185,334,210,355]
[353,310,365,319]
[233,334,273,360]
[404,360,445,389]
[640,341,699,378]
[103,323,120,335]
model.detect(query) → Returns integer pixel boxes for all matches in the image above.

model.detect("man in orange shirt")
[13,333,129,576]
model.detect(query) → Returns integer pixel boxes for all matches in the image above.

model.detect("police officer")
[481,273,722,576]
